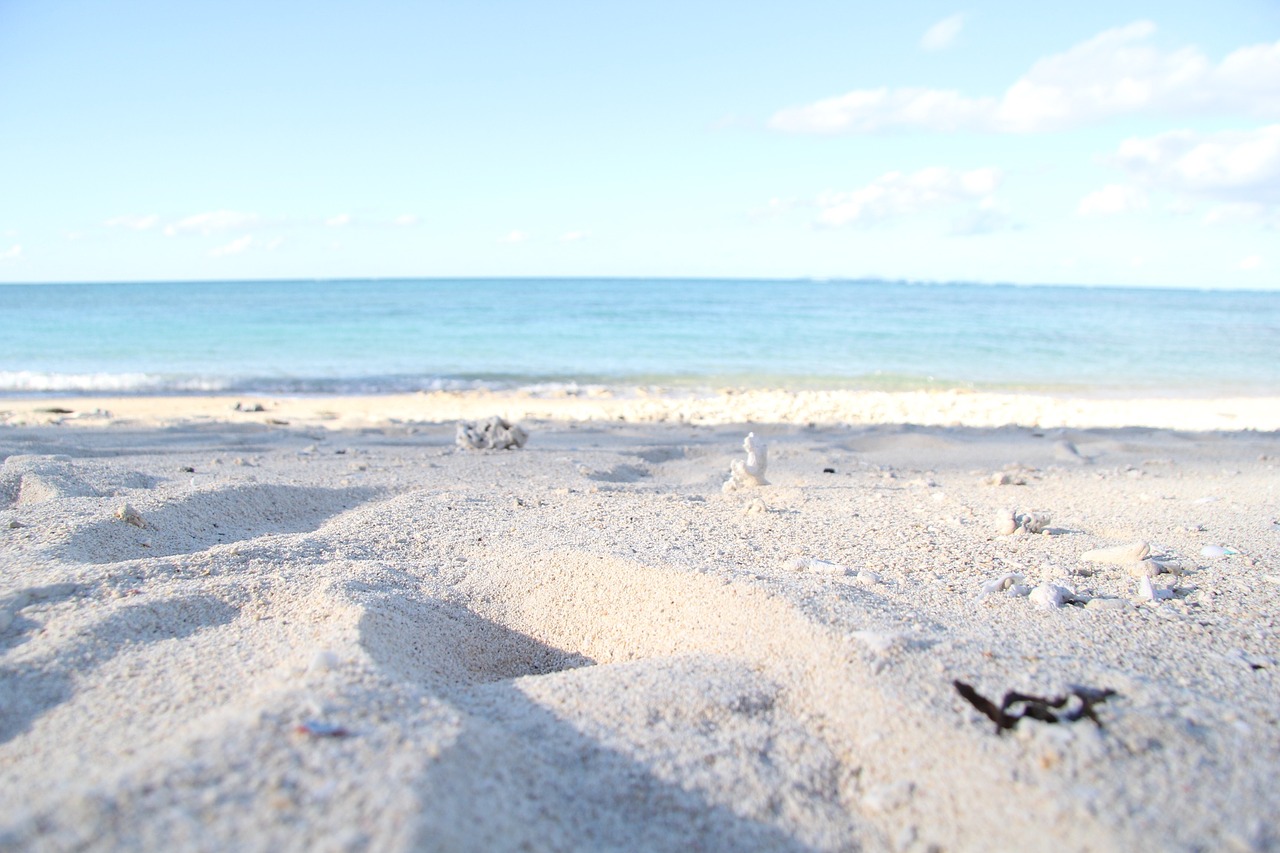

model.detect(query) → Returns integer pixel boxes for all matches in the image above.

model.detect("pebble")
[1030,583,1074,609]
[114,503,146,528]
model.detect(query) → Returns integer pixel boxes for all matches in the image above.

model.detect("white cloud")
[326,213,352,227]
[104,214,159,231]
[770,23,1280,134]
[921,13,965,52]
[814,166,1001,227]
[210,235,254,257]
[0,244,21,260]
[1077,184,1149,216]
[165,210,258,237]
[559,230,588,242]
[1239,254,1263,270]
[1112,125,1280,201]
[499,230,530,243]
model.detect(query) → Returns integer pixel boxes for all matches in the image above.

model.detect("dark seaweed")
[954,680,1116,734]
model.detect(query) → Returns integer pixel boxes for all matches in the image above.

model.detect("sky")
[1,0,1278,288]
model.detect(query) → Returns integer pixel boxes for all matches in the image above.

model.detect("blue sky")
[1,0,1277,287]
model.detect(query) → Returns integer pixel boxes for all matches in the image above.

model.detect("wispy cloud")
[1111,125,1280,201]
[921,13,965,52]
[325,213,352,227]
[771,23,1280,134]
[210,235,254,257]
[0,244,21,261]
[499,230,530,243]
[1077,184,1149,216]
[393,214,419,227]
[813,167,1001,227]
[164,210,259,237]
[104,214,160,231]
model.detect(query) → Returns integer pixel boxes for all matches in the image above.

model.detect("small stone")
[114,503,146,528]
[1030,583,1073,609]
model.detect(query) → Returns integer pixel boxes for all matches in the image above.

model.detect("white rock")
[993,508,1018,536]
[1081,541,1150,566]
[1030,583,1073,609]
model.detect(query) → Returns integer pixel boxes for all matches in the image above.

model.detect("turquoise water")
[1,279,1277,396]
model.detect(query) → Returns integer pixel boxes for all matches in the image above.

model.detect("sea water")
[1,279,1277,396]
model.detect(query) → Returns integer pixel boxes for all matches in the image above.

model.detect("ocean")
[1,279,1277,397]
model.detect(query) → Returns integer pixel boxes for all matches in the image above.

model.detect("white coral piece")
[723,432,768,492]
[455,416,528,450]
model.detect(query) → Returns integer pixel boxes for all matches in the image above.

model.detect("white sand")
[2,391,1278,851]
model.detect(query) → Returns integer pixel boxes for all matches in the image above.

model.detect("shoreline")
[3,387,1279,432]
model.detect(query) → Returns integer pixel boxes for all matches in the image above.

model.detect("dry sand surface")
[2,390,1278,851]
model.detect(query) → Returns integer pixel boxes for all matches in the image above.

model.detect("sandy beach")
[2,389,1278,851]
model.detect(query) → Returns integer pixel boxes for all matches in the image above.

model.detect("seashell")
[1081,541,1150,566]
[1200,545,1238,558]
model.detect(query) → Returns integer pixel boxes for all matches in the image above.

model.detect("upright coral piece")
[723,431,768,492]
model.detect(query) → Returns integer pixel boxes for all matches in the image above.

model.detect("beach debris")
[455,416,528,450]
[1029,582,1083,610]
[994,508,1052,536]
[233,402,266,412]
[743,497,768,515]
[980,573,1025,597]
[114,503,146,528]
[294,719,350,738]
[1080,541,1150,567]
[822,467,836,474]
[987,470,1027,486]
[954,680,1116,734]
[723,432,768,492]
[1200,544,1238,559]
[1137,575,1174,602]
[1128,557,1185,578]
